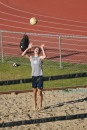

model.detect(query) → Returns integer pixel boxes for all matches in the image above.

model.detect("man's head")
[34,47,41,55]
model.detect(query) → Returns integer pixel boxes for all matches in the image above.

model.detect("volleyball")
[30,17,37,25]
[12,62,17,67]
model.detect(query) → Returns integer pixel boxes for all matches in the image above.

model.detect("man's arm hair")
[21,43,32,60]
[40,44,46,60]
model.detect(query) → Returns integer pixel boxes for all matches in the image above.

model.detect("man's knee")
[33,88,37,94]
[38,90,43,96]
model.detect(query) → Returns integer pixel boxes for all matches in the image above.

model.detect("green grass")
[0,57,87,92]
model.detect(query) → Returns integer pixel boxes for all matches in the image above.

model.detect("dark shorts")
[32,76,43,89]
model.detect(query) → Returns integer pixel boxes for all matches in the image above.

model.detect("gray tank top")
[30,56,43,76]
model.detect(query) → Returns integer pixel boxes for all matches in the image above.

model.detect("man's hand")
[22,43,33,57]
[41,44,45,50]
[28,43,33,49]
[40,44,46,59]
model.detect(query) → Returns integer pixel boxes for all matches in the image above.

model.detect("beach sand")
[0,88,87,130]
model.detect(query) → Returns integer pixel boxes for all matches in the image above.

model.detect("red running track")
[0,0,87,63]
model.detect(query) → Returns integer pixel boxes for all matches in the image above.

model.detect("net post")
[0,32,4,63]
[59,36,62,68]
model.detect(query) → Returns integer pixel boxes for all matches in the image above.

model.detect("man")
[22,43,46,110]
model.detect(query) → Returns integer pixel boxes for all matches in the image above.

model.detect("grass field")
[0,57,87,92]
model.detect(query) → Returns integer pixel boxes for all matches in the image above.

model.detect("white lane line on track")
[0,0,87,24]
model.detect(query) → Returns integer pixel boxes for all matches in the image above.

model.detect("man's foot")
[38,106,43,111]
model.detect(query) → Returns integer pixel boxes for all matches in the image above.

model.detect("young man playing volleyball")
[22,43,46,111]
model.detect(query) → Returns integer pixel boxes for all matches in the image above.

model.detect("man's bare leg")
[33,88,37,111]
[38,89,43,110]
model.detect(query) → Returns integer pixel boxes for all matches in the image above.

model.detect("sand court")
[0,88,87,130]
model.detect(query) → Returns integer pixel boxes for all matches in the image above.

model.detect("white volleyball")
[12,63,17,67]
[30,17,37,25]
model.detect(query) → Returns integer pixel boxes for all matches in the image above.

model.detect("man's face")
[34,47,40,54]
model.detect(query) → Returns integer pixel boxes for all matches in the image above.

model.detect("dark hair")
[35,47,41,54]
